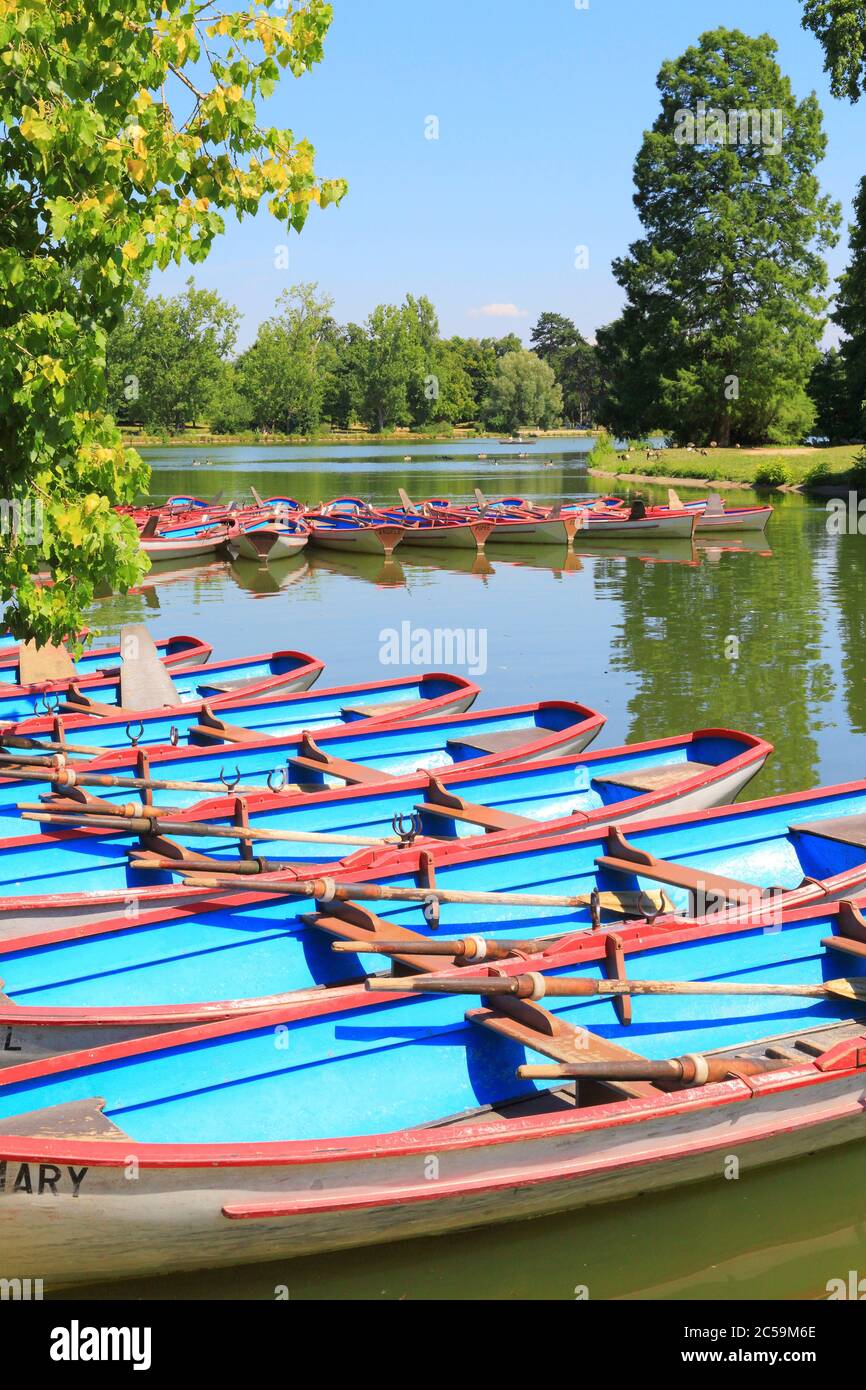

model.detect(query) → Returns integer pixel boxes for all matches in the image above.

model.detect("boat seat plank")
[595,852,757,905]
[593,760,715,793]
[303,903,445,973]
[340,700,417,720]
[790,814,866,852]
[0,1097,129,1140]
[446,728,544,756]
[17,640,77,685]
[467,995,659,1098]
[119,624,179,709]
[415,799,531,834]
[288,752,390,786]
[188,719,267,745]
[200,677,264,695]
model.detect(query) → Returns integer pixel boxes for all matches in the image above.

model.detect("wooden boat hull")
[309,524,405,556]
[0,633,211,683]
[486,516,578,545]
[579,512,697,540]
[694,505,773,533]
[233,530,309,562]
[394,522,494,550]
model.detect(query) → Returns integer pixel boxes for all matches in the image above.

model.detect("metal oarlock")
[169,726,179,746]
[267,768,287,794]
[40,692,60,715]
[125,721,144,748]
[391,811,421,847]
[219,766,241,792]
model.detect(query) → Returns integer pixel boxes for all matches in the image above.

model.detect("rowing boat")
[1,892,865,1287]
[0,698,604,932]
[0,633,212,688]
[0,648,324,724]
[139,519,240,562]
[377,494,495,550]
[308,516,405,556]
[0,728,769,1060]
[3,671,479,757]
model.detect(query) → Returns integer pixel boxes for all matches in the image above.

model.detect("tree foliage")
[596,28,840,446]
[107,280,240,431]
[0,0,344,642]
[530,312,601,424]
[802,0,866,102]
[237,283,335,434]
[481,351,563,432]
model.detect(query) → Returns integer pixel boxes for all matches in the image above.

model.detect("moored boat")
[0,728,770,1060]
[232,518,310,563]
[1,894,866,1287]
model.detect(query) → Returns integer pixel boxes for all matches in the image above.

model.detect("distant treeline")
[106,282,602,436]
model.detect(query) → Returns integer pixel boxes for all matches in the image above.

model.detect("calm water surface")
[74,438,866,1300]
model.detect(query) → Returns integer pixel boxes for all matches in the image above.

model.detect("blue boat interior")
[0,908,861,1145]
[2,780,866,1017]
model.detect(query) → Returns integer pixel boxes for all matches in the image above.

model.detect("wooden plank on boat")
[118,624,179,709]
[304,901,446,973]
[597,826,758,906]
[340,699,418,719]
[289,732,393,786]
[17,639,76,685]
[593,760,715,793]
[790,814,866,852]
[416,799,531,833]
[446,728,546,756]
[467,994,659,1098]
[0,1097,129,1140]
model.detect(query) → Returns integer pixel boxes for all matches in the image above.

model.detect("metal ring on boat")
[220,766,241,792]
[681,1053,709,1085]
[169,726,179,747]
[525,972,547,1001]
[316,877,337,904]
[267,769,286,794]
[40,693,60,714]
[463,934,487,962]
[125,721,144,748]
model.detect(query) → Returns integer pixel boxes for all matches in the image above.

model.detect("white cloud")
[468,303,529,319]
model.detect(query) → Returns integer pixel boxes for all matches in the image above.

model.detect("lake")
[73,437,866,1299]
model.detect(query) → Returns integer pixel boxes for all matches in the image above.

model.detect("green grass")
[591,444,864,489]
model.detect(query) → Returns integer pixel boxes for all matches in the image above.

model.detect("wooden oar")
[155,869,670,914]
[0,731,108,758]
[19,809,397,851]
[332,935,562,960]
[366,972,866,1001]
[518,1054,788,1085]
[3,760,291,799]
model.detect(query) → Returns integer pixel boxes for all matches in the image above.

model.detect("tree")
[238,283,336,434]
[808,348,859,442]
[322,323,369,429]
[830,176,866,436]
[531,312,601,424]
[0,1,345,642]
[107,280,240,431]
[481,352,563,432]
[358,297,442,432]
[596,29,840,446]
[802,0,866,101]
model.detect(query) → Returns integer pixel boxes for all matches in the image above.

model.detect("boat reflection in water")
[230,556,310,597]
[306,549,407,589]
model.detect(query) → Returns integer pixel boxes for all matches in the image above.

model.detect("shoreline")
[124,428,596,449]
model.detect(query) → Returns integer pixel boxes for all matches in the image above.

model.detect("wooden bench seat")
[446,728,544,757]
[593,759,715,793]
[596,826,759,910]
[790,814,866,852]
[303,901,446,974]
[340,699,417,720]
[467,993,659,1099]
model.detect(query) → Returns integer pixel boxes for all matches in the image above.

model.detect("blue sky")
[155,0,866,348]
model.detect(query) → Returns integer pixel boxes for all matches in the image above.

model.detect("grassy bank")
[122,426,595,449]
[588,442,865,492]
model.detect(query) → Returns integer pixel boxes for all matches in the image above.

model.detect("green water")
[73,438,866,1299]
